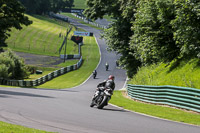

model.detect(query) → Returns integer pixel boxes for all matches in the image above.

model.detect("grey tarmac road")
[0,16,200,133]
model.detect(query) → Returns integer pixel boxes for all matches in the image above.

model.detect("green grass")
[6,15,78,56]
[61,12,79,19]
[4,14,100,89]
[36,36,100,89]
[0,121,54,133]
[129,58,200,89]
[73,0,87,9]
[110,91,200,126]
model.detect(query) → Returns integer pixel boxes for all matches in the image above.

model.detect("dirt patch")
[15,52,63,68]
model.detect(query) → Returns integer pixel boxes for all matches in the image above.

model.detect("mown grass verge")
[0,121,54,133]
[110,91,200,126]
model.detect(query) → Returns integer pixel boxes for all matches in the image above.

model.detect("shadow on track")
[0,90,54,98]
[101,107,128,112]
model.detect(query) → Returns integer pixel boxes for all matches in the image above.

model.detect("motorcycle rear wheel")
[97,96,108,109]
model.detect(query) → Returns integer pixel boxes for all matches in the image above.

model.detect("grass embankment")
[129,58,200,89]
[110,58,200,126]
[73,0,87,9]
[37,36,100,89]
[6,15,78,56]
[110,91,200,126]
[0,121,53,133]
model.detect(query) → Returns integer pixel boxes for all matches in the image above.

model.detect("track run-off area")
[0,16,200,133]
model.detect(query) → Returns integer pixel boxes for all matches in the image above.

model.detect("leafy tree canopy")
[0,0,32,50]
[84,0,200,78]
[84,0,141,78]
[18,0,74,15]
[0,49,30,79]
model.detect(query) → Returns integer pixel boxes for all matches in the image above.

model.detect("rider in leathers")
[93,75,115,105]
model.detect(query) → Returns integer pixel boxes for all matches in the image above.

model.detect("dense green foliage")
[84,0,141,78]
[0,0,32,51]
[0,49,30,79]
[84,0,200,78]
[131,0,178,64]
[172,0,200,59]
[18,0,74,14]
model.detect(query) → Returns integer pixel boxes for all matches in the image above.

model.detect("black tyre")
[90,97,97,107]
[90,102,95,107]
[97,96,108,109]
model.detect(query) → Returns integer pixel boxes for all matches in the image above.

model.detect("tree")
[130,0,179,64]
[171,0,200,59]
[0,49,30,79]
[0,0,32,51]
[18,0,74,15]
[84,0,200,77]
[84,0,141,78]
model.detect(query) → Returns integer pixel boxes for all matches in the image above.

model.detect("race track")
[0,16,200,133]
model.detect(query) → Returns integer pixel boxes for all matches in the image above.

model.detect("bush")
[0,49,30,79]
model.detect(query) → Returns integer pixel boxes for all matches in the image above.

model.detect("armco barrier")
[127,84,200,113]
[0,56,83,87]
[72,13,108,29]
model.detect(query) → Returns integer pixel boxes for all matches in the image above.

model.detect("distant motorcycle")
[90,87,113,109]
[105,62,109,71]
[93,70,97,79]
[93,73,96,79]
[105,65,109,71]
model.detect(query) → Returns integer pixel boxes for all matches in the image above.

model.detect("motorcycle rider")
[92,75,115,106]
[93,70,97,79]
[105,62,109,71]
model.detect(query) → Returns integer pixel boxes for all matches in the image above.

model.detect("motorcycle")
[90,87,113,109]
[92,70,97,79]
[93,73,96,79]
[105,65,109,71]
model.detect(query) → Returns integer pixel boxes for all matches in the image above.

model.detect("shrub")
[0,49,30,79]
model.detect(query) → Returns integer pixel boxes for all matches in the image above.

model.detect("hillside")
[129,58,200,89]
[6,15,78,57]
[73,0,87,9]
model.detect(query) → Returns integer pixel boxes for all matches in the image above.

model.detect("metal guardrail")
[0,56,83,87]
[127,84,200,113]
[72,14,108,29]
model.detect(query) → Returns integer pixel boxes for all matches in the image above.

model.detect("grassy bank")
[110,91,200,126]
[117,58,200,125]
[6,15,78,56]
[73,0,87,9]
[129,58,200,89]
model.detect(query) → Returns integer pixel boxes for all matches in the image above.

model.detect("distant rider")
[93,70,97,79]
[105,62,109,71]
